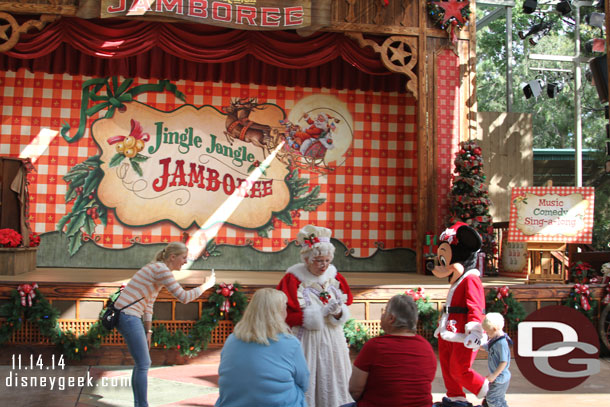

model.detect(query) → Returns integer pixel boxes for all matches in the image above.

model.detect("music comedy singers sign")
[508,186,595,243]
[101,0,316,30]
[92,102,290,229]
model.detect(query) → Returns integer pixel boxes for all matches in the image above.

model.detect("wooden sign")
[101,0,317,30]
[508,186,595,244]
[500,238,528,275]
[92,101,290,229]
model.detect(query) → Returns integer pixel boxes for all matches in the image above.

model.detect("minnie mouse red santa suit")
[433,222,489,407]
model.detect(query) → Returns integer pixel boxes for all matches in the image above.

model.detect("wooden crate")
[0,247,37,275]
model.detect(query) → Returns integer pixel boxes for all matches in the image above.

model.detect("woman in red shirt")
[348,294,437,407]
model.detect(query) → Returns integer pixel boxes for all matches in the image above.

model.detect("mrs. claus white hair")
[297,224,335,263]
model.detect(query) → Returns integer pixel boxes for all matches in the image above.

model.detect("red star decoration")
[435,0,468,25]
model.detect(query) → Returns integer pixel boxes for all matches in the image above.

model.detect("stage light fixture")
[523,78,545,99]
[523,0,538,14]
[547,81,564,98]
[556,0,572,16]
[585,38,606,53]
[593,0,604,11]
[584,12,605,28]
[518,21,553,46]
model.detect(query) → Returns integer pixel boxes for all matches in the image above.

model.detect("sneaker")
[442,397,474,407]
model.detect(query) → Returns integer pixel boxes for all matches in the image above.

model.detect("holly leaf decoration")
[109,153,125,168]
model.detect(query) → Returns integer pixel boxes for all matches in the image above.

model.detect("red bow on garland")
[574,283,591,311]
[217,283,235,312]
[18,283,38,307]
[495,285,509,314]
[405,287,425,301]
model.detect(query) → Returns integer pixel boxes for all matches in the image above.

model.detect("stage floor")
[1,267,528,288]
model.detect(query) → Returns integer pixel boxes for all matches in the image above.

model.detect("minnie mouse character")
[432,222,488,407]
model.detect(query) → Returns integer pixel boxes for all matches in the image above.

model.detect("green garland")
[343,319,370,351]
[485,287,527,331]
[562,284,598,322]
[0,283,248,360]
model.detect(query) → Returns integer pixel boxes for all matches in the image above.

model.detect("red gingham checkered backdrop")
[0,69,418,258]
[436,49,461,230]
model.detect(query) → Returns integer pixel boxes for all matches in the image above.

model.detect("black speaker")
[590,54,608,103]
[424,256,436,275]
[523,0,538,14]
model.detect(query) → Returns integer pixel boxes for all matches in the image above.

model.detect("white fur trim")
[478,380,489,398]
[328,303,350,326]
[445,269,480,309]
[286,263,337,285]
[436,269,481,340]
[302,305,324,331]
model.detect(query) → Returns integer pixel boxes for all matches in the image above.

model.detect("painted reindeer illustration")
[222,98,275,158]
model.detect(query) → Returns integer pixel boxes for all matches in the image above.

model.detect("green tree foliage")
[477,1,610,250]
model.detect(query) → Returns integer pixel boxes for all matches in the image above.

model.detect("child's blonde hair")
[483,312,505,331]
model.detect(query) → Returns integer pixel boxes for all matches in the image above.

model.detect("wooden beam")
[416,0,430,274]
[0,2,77,16]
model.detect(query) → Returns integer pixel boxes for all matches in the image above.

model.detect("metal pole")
[506,6,513,112]
[574,2,583,187]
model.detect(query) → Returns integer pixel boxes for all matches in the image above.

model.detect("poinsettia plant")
[0,228,21,247]
[0,228,40,248]
[29,233,41,247]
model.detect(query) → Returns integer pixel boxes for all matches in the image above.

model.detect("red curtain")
[0,17,407,92]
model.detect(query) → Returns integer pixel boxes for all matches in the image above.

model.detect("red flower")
[29,233,41,247]
[0,228,22,248]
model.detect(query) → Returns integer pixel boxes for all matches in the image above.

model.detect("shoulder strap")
[118,297,144,311]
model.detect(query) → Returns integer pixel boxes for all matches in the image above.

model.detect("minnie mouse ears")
[440,222,482,264]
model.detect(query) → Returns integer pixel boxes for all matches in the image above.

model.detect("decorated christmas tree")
[446,140,498,275]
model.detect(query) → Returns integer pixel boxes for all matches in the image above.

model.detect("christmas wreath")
[0,282,248,360]
[427,0,471,45]
[485,286,526,331]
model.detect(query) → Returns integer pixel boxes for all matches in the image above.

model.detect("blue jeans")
[486,380,509,407]
[117,313,151,407]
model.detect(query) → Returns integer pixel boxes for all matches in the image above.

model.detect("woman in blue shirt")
[216,288,310,407]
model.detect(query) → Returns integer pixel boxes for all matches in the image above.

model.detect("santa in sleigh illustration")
[278,112,338,172]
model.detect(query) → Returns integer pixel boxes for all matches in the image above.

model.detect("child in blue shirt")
[481,312,512,407]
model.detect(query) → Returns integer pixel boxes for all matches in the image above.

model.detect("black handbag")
[100,296,143,330]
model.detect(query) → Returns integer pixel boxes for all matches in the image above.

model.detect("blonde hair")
[153,241,187,263]
[483,312,505,331]
[233,288,291,345]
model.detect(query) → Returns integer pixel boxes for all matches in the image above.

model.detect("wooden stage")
[1,267,605,319]
[0,266,529,287]
[0,267,606,366]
